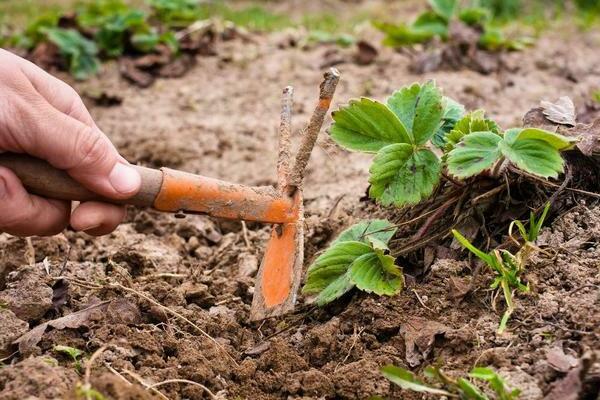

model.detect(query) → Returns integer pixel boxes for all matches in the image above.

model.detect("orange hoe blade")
[0,68,339,321]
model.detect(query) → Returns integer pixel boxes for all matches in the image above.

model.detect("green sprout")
[54,345,84,372]
[381,364,521,400]
[452,230,529,333]
[509,202,550,244]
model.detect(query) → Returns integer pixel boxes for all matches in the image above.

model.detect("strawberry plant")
[452,229,529,333]
[41,28,101,80]
[381,364,521,399]
[329,81,576,208]
[302,220,403,305]
[77,0,178,57]
[374,0,530,52]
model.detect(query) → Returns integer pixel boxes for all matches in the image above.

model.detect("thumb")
[18,98,141,199]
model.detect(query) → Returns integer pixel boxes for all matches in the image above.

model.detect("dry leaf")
[541,96,576,126]
[546,345,578,373]
[14,299,139,353]
[401,317,448,367]
[354,40,378,65]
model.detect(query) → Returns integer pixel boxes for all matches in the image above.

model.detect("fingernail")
[77,223,101,232]
[109,163,141,195]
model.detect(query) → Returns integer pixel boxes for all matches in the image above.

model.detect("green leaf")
[469,367,518,398]
[373,21,439,47]
[457,378,489,400]
[349,250,403,296]
[41,28,100,80]
[452,229,494,267]
[412,12,449,38]
[444,110,500,152]
[458,7,490,26]
[427,0,457,20]
[369,145,441,207]
[54,345,83,360]
[386,81,444,145]
[302,241,373,305]
[446,131,502,178]
[504,128,577,151]
[330,98,411,153]
[381,365,452,396]
[432,96,465,148]
[334,220,397,250]
[499,130,565,179]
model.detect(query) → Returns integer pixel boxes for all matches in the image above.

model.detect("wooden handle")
[0,153,162,207]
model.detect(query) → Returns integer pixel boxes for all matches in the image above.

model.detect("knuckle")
[73,125,109,169]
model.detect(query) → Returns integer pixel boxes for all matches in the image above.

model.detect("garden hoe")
[0,68,340,321]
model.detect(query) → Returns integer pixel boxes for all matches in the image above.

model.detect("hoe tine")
[251,69,340,320]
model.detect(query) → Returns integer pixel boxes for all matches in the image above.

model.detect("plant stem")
[277,86,293,192]
[288,68,340,191]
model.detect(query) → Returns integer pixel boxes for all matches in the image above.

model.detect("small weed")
[509,202,550,244]
[381,364,521,399]
[54,345,84,373]
[452,229,529,333]
[76,383,107,400]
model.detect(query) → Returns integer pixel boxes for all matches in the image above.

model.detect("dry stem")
[288,68,340,190]
[277,86,294,192]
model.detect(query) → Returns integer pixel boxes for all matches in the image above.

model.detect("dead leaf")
[244,341,271,356]
[83,90,123,107]
[544,363,583,400]
[119,59,155,88]
[158,54,195,78]
[51,278,69,312]
[354,40,378,65]
[541,96,576,126]
[448,276,472,301]
[571,119,600,156]
[14,299,138,353]
[29,42,61,70]
[546,346,578,373]
[401,317,448,367]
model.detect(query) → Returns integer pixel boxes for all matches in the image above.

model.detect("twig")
[25,237,35,266]
[147,379,217,400]
[121,370,169,400]
[518,169,600,199]
[412,288,434,312]
[413,195,459,240]
[547,165,572,205]
[441,171,465,187]
[103,362,132,386]
[241,221,251,249]
[277,86,293,191]
[334,325,365,372]
[288,68,340,190]
[81,345,108,400]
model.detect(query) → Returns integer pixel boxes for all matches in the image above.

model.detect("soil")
[1,2,600,399]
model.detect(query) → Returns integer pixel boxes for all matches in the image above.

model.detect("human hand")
[0,49,141,236]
